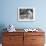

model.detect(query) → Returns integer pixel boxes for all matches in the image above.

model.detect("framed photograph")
[18,7,35,21]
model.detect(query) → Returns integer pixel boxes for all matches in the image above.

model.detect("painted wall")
[0,0,46,31]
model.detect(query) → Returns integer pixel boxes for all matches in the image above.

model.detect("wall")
[0,0,46,30]
[0,0,46,44]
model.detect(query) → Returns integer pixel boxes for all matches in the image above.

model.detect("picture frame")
[17,7,35,21]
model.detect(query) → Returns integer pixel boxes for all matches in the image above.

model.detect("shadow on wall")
[0,24,7,43]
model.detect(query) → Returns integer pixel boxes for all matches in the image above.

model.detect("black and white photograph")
[18,7,35,21]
